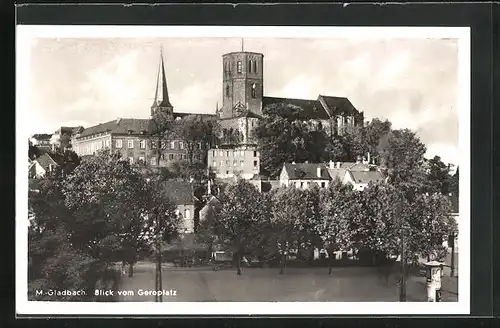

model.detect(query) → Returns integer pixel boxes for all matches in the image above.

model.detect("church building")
[208,45,364,181]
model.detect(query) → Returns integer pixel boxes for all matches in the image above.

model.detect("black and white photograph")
[16,26,470,315]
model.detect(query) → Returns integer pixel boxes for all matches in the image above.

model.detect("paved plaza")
[114,261,458,302]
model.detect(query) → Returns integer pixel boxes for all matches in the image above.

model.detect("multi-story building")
[50,126,84,151]
[207,147,260,180]
[72,50,212,166]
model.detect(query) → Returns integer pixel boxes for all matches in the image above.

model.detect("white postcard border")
[16,25,471,316]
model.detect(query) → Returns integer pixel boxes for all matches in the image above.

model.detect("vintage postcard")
[17,25,470,315]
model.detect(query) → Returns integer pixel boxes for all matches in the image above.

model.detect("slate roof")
[318,95,358,116]
[283,163,331,180]
[162,180,196,205]
[262,96,329,120]
[348,170,384,184]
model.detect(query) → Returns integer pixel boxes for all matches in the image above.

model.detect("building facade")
[72,50,211,167]
[207,146,260,180]
[279,158,384,191]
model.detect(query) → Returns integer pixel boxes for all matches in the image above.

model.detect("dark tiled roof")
[348,170,384,184]
[78,118,151,138]
[283,163,331,180]
[318,95,358,116]
[162,180,195,205]
[262,96,330,120]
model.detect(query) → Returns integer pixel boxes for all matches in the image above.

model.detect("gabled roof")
[263,96,329,120]
[317,95,359,117]
[283,163,331,180]
[34,153,60,172]
[347,170,384,184]
[162,180,196,205]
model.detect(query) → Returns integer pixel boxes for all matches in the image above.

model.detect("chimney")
[317,166,321,178]
[336,161,340,169]
[329,160,334,169]
[367,152,371,164]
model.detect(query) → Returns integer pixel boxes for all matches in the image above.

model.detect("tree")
[28,173,105,301]
[363,119,392,164]
[62,150,162,277]
[172,114,221,165]
[317,178,358,273]
[254,103,321,178]
[377,129,428,198]
[425,156,451,195]
[211,179,270,275]
[405,192,457,264]
[29,139,41,160]
[271,185,316,274]
[448,166,459,196]
[149,110,177,167]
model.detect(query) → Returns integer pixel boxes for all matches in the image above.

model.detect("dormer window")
[237,61,242,73]
[127,129,133,135]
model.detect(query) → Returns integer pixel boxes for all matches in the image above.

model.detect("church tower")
[221,45,264,119]
[150,48,174,119]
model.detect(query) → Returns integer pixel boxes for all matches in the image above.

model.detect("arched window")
[226,85,230,98]
[248,60,252,73]
[237,61,242,73]
[254,60,258,73]
[251,83,257,98]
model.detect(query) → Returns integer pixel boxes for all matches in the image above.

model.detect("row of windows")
[289,181,328,189]
[128,153,187,165]
[212,159,258,168]
[212,150,258,157]
[224,83,259,99]
[115,139,187,150]
[225,60,259,74]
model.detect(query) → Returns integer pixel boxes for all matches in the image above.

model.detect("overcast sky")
[25,37,459,165]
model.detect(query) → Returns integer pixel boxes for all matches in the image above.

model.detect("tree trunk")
[328,249,333,274]
[236,251,242,276]
[128,262,134,277]
[279,252,285,275]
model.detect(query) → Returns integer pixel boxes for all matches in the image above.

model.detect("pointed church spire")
[151,46,173,110]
